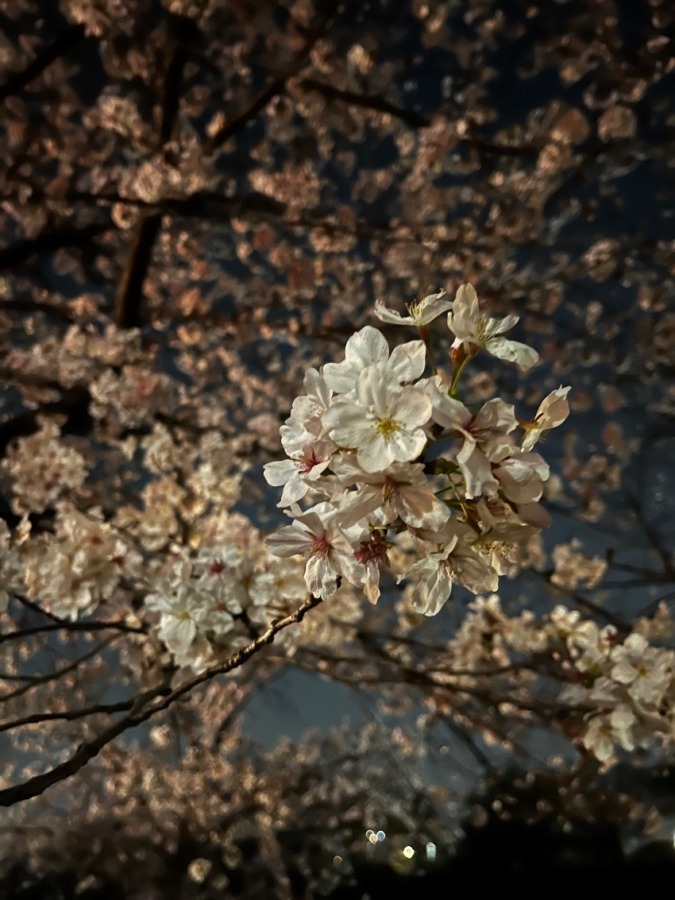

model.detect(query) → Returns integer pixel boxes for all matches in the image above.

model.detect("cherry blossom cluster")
[1,419,87,515]
[265,283,571,615]
[0,412,361,673]
[555,608,675,765]
[143,511,362,673]
[439,595,675,766]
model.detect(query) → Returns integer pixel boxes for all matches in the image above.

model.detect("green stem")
[449,355,470,396]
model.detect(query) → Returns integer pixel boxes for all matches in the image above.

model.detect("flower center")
[375,416,401,440]
[407,299,422,320]
[475,316,489,343]
[310,534,332,557]
[355,536,388,565]
[299,450,319,474]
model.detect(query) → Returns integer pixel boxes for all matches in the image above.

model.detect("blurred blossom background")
[0,0,674,893]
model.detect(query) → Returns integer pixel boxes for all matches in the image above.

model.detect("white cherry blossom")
[281,367,334,456]
[426,376,517,497]
[492,450,549,504]
[332,458,450,530]
[322,326,426,395]
[521,386,571,451]
[145,573,217,671]
[263,439,335,507]
[374,290,452,327]
[322,366,431,473]
[266,503,365,599]
[447,283,539,368]
[401,523,499,615]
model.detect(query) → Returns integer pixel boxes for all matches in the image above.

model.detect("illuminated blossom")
[374,290,452,327]
[266,503,365,599]
[332,458,450,531]
[323,366,431,472]
[322,326,426,395]
[401,523,499,616]
[522,386,571,451]
[263,439,335,507]
[426,376,517,497]
[448,283,539,368]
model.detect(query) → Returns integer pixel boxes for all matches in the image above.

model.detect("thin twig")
[0,594,322,807]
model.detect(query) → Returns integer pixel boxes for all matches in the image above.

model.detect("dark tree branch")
[299,77,540,157]
[0,698,146,733]
[113,17,196,330]
[300,76,430,128]
[0,24,86,102]
[203,0,340,154]
[0,223,110,271]
[113,213,163,328]
[0,384,92,456]
[0,593,322,807]
[0,619,146,646]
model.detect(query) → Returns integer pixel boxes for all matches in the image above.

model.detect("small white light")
[403,846,415,859]
[333,855,343,866]
[376,830,386,842]
[426,841,437,861]
[368,832,378,845]
[365,830,374,839]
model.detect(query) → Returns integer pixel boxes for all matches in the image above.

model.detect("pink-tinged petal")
[486,336,539,368]
[334,486,382,526]
[454,552,499,594]
[278,475,308,507]
[448,283,480,341]
[333,549,367,587]
[455,432,477,467]
[393,386,432,429]
[430,392,471,430]
[411,562,453,615]
[523,386,571,450]
[413,291,453,325]
[389,428,427,464]
[266,523,313,557]
[537,386,571,426]
[495,455,548,503]
[516,501,551,529]
[344,325,389,369]
[474,398,518,434]
[396,485,450,530]
[263,459,298,487]
[483,313,519,338]
[388,340,427,382]
[374,300,414,325]
[458,445,498,499]
[304,554,336,598]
